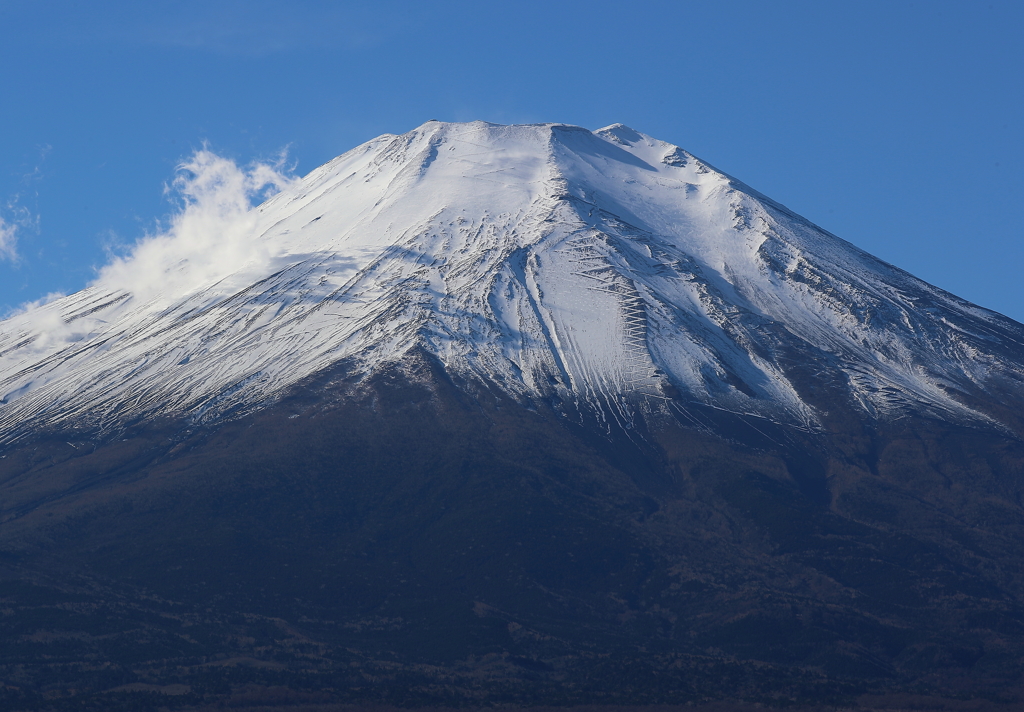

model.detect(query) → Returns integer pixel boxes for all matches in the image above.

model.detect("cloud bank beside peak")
[95,148,297,306]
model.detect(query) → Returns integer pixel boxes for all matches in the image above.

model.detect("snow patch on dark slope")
[2,121,1023,443]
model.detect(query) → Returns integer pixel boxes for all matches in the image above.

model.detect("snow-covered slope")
[2,121,1024,441]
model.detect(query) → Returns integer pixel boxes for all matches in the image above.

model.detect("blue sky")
[1,0,1021,320]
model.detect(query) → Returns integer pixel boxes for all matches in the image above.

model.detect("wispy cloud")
[0,198,40,265]
[0,143,50,265]
[8,1,406,57]
[0,216,16,263]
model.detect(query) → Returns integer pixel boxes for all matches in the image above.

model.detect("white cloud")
[0,191,42,265]
[0,216,17,262]
[24,2,397,57]
[95,148,296,306]
[1,148,295,354]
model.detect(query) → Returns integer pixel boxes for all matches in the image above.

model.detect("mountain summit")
[3,121,1023,442]
[4,123,1024,708]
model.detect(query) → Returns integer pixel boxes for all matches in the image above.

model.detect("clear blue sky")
[1,0,1021,320]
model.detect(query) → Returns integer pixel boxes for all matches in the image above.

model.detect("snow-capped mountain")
[8,121,1024,706]
[2,120,1023,442]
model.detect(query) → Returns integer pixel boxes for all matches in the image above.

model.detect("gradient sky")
[1,0,1021,320]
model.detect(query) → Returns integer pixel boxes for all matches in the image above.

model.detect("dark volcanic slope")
[3,352,1024,709]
